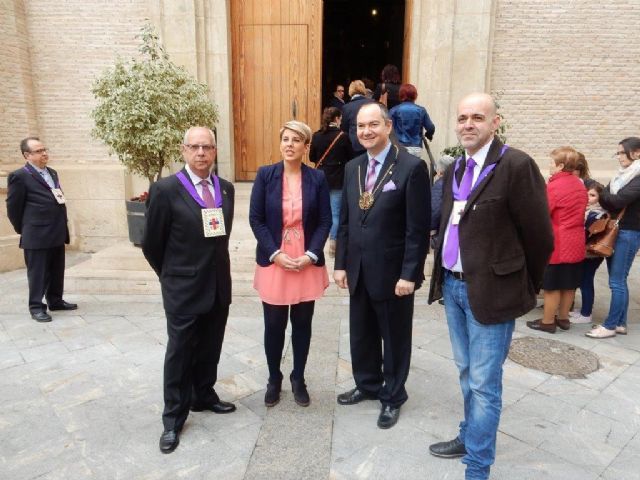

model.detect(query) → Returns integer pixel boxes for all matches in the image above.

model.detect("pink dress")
[253,174,329,305]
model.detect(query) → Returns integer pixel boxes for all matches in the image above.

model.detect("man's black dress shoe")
[377,405,400,429]
[429,437,467,458]
[159,429,179,454]
[31,311,52,322]
[337,387,376,405]
[190,400,236,414]
[48,301,78,311]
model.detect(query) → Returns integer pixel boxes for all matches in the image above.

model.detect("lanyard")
[451,145,508,200]
[23,164,60,191]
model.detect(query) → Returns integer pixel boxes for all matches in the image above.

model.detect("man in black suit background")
[334,103,430,429]
[327,84,346,111]
[142,126,236,454]
[6,137,77,323]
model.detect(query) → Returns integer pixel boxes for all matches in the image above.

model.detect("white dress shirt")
[185,164,216,204]
[442,138,493,272]
[29,162,55,188]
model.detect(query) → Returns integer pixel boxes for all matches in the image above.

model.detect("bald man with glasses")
[6,137,76,323]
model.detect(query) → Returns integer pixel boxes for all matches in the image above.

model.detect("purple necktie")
[365,157,378,192]
[443,157,476,269]
[199,179,216,208]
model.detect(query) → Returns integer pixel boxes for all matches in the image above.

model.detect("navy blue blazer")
[249,162,331,267]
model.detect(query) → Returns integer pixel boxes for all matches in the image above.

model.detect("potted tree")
[91,23,218,245]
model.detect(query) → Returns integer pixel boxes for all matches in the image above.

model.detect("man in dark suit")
[142,126,236,454]
[327,84,346,111]
[6,137,77,323]
[427,93,553,480]
[334,102,430,429]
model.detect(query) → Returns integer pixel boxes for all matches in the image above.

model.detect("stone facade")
[1,0,638,270]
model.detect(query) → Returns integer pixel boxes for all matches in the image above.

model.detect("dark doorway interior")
[322,0,406,111]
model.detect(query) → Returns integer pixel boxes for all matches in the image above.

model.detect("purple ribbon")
[23,164,61,190]
[176,171,222,208]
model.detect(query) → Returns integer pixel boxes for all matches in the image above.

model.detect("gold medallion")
[359,191,374,210]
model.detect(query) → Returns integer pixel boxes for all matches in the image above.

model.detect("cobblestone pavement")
[2,184,640,479]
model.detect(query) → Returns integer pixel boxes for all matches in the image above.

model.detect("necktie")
[442,157,476,269]
[199,179,216,208]
[365,157,378,192]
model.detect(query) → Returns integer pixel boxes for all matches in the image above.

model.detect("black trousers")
[162,299,229,431]
[349,278,414,408]
[24,246,65,313]
[262,301,315,383]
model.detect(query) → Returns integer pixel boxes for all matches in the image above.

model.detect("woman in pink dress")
[249,120,331,407]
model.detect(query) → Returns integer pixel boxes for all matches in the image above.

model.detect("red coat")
[547,172,587,264]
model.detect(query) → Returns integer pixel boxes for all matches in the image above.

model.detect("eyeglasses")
[613,151,626,158]
[29,148,49,155]
[184,144,216,152]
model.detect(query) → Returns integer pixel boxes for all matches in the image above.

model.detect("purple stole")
[175,171,223,208]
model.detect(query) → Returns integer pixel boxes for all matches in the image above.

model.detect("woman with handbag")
[310,107,354,256]
[249,120,331,406]
[527,147,587,333]
[586,137,640,338]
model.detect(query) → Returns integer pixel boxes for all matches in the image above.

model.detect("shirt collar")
[465,137,493,169]
[28,161,47,174]
[367,141,392,164]
[185,164,210,185]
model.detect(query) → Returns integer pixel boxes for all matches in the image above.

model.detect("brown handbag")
[586,208,626,258]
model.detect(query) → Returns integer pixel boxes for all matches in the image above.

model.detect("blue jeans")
[443,272,515,480]
[603,229,640,330]
[329,189,342,240]
[579,257,604,316]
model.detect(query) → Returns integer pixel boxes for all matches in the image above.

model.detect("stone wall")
[490,0,640,177]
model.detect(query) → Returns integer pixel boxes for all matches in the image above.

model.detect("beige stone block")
[0,236,23,272]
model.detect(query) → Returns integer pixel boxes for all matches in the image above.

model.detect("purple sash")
[23,164,61,191]
[176,171,222,208]
[451,144,508,200]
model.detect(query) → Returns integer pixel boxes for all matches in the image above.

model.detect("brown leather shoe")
[555,318,571,330]
[526,319,556,333]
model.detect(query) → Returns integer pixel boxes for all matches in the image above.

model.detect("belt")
[445,269,465,281]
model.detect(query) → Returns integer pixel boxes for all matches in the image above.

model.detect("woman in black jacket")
[586,137,640,338]
[310,107,354,256]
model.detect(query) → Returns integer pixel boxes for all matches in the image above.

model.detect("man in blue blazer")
[143,127,236,454]
[334,103,430,429]
[6,137,76,322]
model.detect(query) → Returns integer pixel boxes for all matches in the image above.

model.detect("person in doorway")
[334,102,430,429]
[340,80,374,156]
[373,64,402,109]
[142,127,236,454]
[327,84,346,111]
[6,137,77,323]
[310,107,354,257]
[250,120,331,408]
[428,93,553,480]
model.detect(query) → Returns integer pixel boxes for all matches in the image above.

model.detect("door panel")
[231,1,321,180]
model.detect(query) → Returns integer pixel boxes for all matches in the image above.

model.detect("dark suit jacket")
[249,162,331,267]
[327,96,345,112]
[428,138,554,324]
[340,95,374,154]
[335,145,430,301]
[6,163,69,249]
[142,168,235,314]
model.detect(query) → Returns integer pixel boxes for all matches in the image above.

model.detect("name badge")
[51,188,66,204]
[452,201,466,225]
[202,208,226,237]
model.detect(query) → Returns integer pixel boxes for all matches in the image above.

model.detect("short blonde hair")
[279,120,312,145]
[348,80,366,97]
